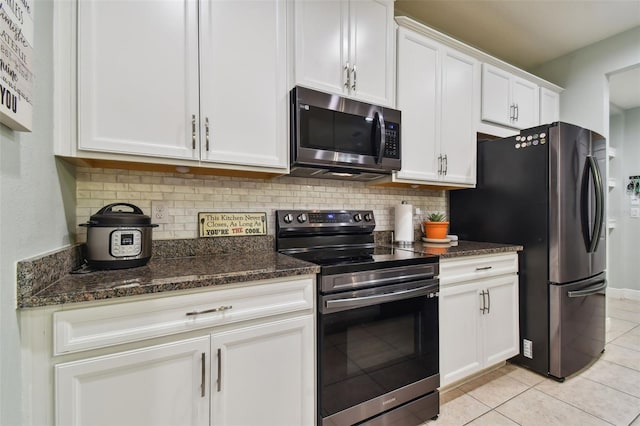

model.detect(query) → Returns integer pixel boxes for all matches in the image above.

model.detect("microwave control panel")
[384,123,400,159]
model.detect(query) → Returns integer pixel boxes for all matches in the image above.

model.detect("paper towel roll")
[394,202,413,243]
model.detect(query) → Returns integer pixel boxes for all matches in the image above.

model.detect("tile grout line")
[533,381,625,426]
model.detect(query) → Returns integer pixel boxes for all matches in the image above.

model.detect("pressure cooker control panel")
[109,229,142,258]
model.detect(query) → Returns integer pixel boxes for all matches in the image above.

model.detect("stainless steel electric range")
[276,210,440,426]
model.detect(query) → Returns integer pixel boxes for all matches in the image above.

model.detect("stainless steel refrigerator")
[450,122,607,380]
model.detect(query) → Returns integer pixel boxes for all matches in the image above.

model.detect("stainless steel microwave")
[290,86,401,181]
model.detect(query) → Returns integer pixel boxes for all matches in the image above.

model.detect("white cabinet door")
[199,0,288,169]
[211,316,315,426]
[395,26,478,187]
[482,274,520,366]
[512,76,539,129]
[294,0,395,106]
[439,253,519,387]
[294,0,348,98]
[55,337,210,426]
[348,0,395,105]
[481,64,512,128]
[482,63,539,130]
[439,283,483,386]
[77,0,200,160]
[395,29,440,182]
[540,87,560,124]
[440,48,478,185]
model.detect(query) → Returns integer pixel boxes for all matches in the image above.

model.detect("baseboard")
[608,288,640,301]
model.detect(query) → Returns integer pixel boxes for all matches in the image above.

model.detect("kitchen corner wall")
[75,167,447,241]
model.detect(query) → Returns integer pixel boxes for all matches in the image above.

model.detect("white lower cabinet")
[55,337,211,426]
[23,277,315,426]
[439,253,519,387]
[211,316,314,426]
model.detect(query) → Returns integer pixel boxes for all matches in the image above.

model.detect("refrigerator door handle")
[567,280,607,298]
[589,156,604,253]
[581,156,604,253]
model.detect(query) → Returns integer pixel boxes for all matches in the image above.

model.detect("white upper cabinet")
[199,0,288,169]
[440,48,478,185]
[71,0,288,172]
[540,86,560,124]
[294,0,395,107]
[395,25,478,187]
[395,30,439,183]
[77,0,200,160]
[481,63,539,130]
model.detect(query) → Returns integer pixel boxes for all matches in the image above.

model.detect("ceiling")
[394,0,640,109]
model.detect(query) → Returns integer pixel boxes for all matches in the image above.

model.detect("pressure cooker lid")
[83,203,155,227]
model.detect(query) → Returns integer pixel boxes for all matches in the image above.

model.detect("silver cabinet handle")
[185,305,233,316]
[352,64,357,91]
[344,62,351,89]
[486,288,491,314]
[191,114,196,149]
[509,105,514,121]
[216,348,222,392]
[200,352,206,397]
[205,117,210,151]
[443,154,448,175]
[438,155,443,175]
[514,104,519,121]
[479,290,487,314]
[475,266,493,271]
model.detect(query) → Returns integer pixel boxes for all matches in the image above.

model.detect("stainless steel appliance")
[290,86,401,181]
[276,210,440,425]
[80,203,158,269]
[450,122,607,380]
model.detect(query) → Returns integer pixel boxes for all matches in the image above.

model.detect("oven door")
[318,279,439,425]
[291,86,401,173]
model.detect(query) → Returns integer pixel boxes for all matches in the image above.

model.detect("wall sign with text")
[198,212,267,238]
[0,0,33,131]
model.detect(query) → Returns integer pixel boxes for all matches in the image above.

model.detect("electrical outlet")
[523,339,533,359]
[151,202,170,224]
[631,207,640,219]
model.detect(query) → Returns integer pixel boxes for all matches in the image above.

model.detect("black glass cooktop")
[287,244,438,275]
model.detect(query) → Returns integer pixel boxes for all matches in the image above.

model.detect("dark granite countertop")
[16,236,518,309]
[394,240,522,258]
[18,251,319,309]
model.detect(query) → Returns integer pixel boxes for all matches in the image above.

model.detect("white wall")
[609,107,640,292]
[0,2,74,424]
[532,26,640,138]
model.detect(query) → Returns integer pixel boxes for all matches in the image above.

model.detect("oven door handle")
[325,285,436,311]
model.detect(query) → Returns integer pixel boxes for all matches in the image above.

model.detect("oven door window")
[319,293,439,418]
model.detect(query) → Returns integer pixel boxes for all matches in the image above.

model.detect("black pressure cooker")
[80,203,158,269]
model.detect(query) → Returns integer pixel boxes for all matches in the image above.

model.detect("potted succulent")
[422,212,449,240]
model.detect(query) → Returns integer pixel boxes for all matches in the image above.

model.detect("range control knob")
[353,213,363,222]
[297,213,307,223]
[364,213,373,222]
[283,213,294,224]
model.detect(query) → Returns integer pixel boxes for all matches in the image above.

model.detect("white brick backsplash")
[75,168,447,241]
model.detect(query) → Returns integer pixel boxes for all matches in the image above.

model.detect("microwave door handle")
[374,112,386,165]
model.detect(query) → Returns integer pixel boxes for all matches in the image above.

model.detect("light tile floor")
[426,297,640,426]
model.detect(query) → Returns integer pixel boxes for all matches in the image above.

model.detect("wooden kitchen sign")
[0,0,33,131]
[198,212,267,238]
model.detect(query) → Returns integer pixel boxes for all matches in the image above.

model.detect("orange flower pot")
[423,221,449,240]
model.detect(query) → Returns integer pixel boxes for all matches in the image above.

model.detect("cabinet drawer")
[440,253,518,286]
[53,277,314,355]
